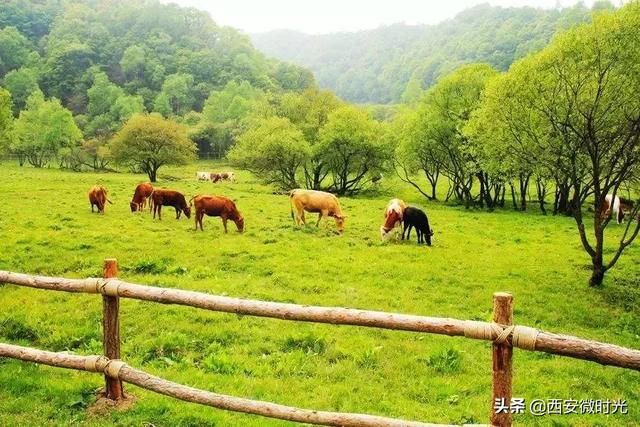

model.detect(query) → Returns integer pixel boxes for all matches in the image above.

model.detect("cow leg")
[298,209,306,226]
[158,205,162,220]
[316,212,324,227]
[402,222,408,240]
[199,213,204,231]
[407,225,412,240]
[91,203,94,213]
[222,217,228,233]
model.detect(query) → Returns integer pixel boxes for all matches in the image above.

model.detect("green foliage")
[110,113,196,182]
[11,90,82,167]
[0,26,33,75]
[318,106,390,195]
[85,71,144,137]
[2,66,40,113]
[467,3,640,285]
[252,4,599,103]
[228,116,310,189]
[153,73,194,117]
[0,0,313,117]
[0,87,13,153]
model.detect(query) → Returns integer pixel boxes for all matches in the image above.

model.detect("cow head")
[426,229,434,246]
[130,202,138,212]
[235,216,245,233]
[183,206,192,219]
[334,214,346,233]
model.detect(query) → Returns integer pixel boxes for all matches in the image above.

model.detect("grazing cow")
[151,189,191,220]
[130,182,153,212]
[402,206,434,246]
[191,195,244,233]
[381,198,407,241]
[196,171,210,181]
[210,172,221,183]
[290,189,346,233]
[88,186,112,214]
[602,194,637,224]
[220,171,235,182]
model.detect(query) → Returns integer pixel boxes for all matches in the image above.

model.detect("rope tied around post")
[104,359,126,379]
[464,320,539,350]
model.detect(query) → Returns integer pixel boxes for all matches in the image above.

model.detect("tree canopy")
[110,114,196,182]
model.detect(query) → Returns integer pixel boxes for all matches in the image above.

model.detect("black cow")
[402,206,434,246]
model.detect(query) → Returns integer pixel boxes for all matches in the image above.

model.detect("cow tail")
[188,196,195,207]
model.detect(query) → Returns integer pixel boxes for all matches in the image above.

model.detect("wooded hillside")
[252,3,614,103]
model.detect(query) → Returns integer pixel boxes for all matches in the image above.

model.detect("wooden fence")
[0,259,638,427]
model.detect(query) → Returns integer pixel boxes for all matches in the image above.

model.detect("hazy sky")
[164,0,605,34]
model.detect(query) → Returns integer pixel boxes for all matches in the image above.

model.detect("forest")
[252,2,615,103]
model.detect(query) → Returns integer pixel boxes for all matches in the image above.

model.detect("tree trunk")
[149,168,158,183]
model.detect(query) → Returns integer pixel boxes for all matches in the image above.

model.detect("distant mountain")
[252,3,611,104]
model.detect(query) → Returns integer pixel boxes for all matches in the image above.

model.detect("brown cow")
[210,172,221,183]
[151,189,191,220]
[381,198,407,241]
[210,172,235,183]
[88,185,112,214]
[191,195,244,233]
[130,182,153,212]
[290,189,346,233]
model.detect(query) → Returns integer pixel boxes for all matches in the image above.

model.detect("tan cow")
[290,189,346,233]
[88,185,112,214]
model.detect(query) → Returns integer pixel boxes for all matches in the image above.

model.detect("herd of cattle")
[86,172,435,244]
[86,170,637,244]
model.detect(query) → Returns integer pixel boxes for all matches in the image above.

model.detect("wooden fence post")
[103,258,123,400]
[491,292,513,427]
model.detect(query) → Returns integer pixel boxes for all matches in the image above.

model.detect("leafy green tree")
[417,63,498,208]
[317,106,390,195]
[228,116,310,189]
[393,109,448,200]
[0,27,32,75]
[153,73,194,117]
[110,114,196,182]
[274,88,342,189]
[200,81,266,156]
[469,4,640,286]
[12,91,82,167]
[85,71,145,137]
[120,45,146,81]
[0,87,13,155]
[2,66,40,114]
[40,42,93,113]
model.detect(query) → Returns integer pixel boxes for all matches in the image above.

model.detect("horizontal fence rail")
[0,343,453,427]
[1,270,639,371]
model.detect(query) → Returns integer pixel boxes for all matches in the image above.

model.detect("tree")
[85,71,145,137]
[110,114,196,182]
[0,27,32,75]
[2,66,40,114]
[11,91,82,167]
[0,87,13,155]
[393,109,447,200]
[153,73,194,116]
[469,4,640,286]
[317,106,390,195]
[228,116,310,189]
[416,63,499,208]
[274,88,342,189]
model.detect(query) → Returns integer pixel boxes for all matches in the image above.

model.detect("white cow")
[196,171,210,181]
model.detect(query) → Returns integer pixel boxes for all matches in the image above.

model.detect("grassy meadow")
[0,161,638,426]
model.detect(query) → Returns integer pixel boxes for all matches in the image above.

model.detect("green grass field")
[0,161,638,426]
